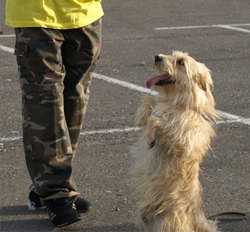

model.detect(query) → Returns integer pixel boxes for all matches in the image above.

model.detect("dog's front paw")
[147,140,155,149]
[135,95,155,127]
[141,206,156,225]
[136,116,148,127]
[145,131,156,149]
[143,116,165,150]
[136,109,151,127]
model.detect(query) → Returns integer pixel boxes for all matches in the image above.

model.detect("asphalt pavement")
[0,0,250,231]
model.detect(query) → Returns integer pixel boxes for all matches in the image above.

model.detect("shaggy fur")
[131,51,219,232]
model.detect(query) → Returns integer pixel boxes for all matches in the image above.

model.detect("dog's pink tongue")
[146,75,170,89]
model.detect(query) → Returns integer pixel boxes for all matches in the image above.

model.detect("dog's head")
[146,51,217,119]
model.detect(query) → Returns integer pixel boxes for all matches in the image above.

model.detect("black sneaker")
[27,182,91,213]
[46,197,81,227]
[74,197,92,213]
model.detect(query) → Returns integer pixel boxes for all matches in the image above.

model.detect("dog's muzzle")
[155,55,162,64]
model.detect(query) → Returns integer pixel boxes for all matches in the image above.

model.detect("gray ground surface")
[0,0,249,231]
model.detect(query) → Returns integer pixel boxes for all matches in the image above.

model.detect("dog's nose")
[155,55,162,63]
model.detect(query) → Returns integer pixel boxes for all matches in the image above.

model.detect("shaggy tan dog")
[131,51,219,232]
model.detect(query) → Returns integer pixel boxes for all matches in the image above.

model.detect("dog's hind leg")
[195,219,218,232]
[192,212,218,232]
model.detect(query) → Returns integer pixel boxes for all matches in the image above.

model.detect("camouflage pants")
[14,19,102,200]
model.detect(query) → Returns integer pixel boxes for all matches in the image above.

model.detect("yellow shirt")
[6,0,104,29]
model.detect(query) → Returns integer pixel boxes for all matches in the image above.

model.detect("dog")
[131,51,219,232]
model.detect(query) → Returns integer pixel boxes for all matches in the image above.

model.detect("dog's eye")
[178,59,184,66]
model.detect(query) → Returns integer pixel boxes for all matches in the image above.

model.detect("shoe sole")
[77,205,92,214]
[29,204,90,212]
[28,205,46,210]
[55,217,81,228]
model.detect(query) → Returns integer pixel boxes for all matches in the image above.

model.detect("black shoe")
[46,197,81,227]
[74,197,92,213]
[27,182,91,213]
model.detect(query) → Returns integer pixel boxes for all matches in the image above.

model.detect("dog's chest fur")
[147,99,212,159]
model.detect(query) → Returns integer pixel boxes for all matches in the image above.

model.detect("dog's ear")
[196,74,207,92]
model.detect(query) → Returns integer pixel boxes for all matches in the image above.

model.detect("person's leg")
[24,19,102,213]
[62,18,102,153]
[15,27,79,200]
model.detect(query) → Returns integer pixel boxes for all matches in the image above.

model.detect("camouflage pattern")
[14,18,102,200]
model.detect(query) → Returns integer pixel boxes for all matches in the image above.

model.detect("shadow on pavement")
[0,205,46,216]
[0,205,138,231]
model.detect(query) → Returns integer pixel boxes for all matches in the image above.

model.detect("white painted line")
[155,23,250,34]
[216,110,242,120]
[93,73,156,95]
[80,126,140,135]
[0,127,141,141]
[0,136,22,141]
[216,25,250,34]
[216,119,250,125]
[155,25,213,30]
[0,42,249,126]
[0,34,15,38]
[1,116,249,142]
[0,44,14,53]
[216,110,250,125]
[217,23,250,27]
[93,73,250,125]
[228,119,250,125]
